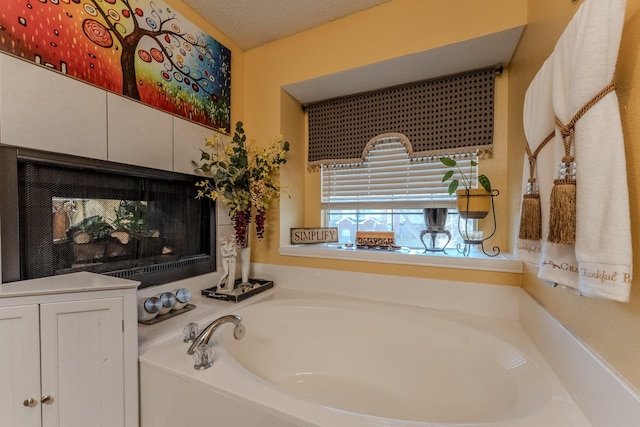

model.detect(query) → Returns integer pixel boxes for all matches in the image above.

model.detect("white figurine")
[217,236,237,292]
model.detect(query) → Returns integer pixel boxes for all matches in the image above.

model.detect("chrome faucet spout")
[187,314,244,355]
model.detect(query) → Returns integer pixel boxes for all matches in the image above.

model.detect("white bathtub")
[139,288,591,426]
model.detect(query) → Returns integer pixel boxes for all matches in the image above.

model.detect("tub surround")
[520,292,640,426]
[252,263,522,320]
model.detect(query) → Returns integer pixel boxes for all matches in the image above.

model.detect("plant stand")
[420,208,451,253]
[420,230,451,253]
[457,189,500,257]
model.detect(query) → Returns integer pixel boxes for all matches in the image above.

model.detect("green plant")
[439,157,491,195]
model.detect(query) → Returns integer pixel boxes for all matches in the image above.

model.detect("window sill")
[279,244,523,274]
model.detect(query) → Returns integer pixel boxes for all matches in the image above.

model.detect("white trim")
[279,244,523,274]
[519,290,640,427]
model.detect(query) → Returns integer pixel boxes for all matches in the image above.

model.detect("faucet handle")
[233,323,245,339]
[193,343,214,370]
[183,322,199,343]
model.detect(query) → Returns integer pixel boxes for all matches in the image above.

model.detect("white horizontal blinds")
[321,135,477,210]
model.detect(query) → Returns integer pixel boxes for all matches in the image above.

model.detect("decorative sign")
[355,231,395,247]
[290,228,338,244]
[0,0,231,132]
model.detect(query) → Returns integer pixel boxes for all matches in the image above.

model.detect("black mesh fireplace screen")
[0,146,215,288]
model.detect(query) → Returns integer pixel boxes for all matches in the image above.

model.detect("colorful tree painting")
[0,0,231,132]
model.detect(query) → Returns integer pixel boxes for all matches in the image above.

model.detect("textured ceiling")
[182,0,391,50]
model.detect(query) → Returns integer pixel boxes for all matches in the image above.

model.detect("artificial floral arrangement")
[193,121,289,248]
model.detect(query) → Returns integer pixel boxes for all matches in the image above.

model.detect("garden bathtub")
[139,289,591,426]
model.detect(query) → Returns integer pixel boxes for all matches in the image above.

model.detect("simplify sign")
[290,227,338,244]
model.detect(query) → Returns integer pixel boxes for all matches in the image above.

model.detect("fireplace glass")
[1,146,215,288]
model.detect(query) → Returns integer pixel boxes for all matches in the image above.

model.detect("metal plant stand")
[420,229,452,253]
[420,208,451,253]
[456,189,500,257]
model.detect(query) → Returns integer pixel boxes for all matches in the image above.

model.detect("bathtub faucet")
[187,314,245,355]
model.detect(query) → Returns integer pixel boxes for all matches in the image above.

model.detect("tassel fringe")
[547,179,576,244]
[518,194,541,240]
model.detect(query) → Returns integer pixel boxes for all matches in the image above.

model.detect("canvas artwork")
[0,0,231,132]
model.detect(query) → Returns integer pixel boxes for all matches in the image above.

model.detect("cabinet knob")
[41,395,54,405]
[23,398,37,407]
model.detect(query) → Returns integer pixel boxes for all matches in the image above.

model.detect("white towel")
[515,57,555,266]
[538,0,632,302]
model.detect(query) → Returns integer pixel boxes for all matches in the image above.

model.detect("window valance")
[307,67,496,169]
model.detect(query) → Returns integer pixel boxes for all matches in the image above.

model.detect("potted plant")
[192,121,289,284]
[439,157,492,219]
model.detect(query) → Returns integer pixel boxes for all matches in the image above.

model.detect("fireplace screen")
[0,146,215,288]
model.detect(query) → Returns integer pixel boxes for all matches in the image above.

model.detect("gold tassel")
[547,177,576,244]
[519,193,542,240]
[519,132,553,242]
[546,82,616,245]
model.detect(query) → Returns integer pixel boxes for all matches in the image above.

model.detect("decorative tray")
[201,278,274,303]
[138,303,196,325]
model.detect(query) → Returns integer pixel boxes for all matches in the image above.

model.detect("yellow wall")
[243,0,527,286]
[508,0,640,391]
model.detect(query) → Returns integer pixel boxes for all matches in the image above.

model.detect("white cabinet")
[107,93,174,170]
[173,116,214,175]
[0,53,108,160]
[0,304,41,427]
[0,273,138,427]
[0,52,218,174]
[0,51,213,174]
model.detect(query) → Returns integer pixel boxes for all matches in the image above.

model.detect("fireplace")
[0,146,215,288]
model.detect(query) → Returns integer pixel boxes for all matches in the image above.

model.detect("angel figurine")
[217,236,237,293]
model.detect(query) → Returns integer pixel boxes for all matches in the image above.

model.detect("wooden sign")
[290,227,338,244]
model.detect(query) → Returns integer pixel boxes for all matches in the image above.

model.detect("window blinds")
[321,135,477,210]
[308,67,495,169]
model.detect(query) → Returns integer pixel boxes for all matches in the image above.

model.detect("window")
[321,134,478,250]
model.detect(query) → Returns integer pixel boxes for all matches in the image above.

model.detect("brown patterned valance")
[307,67,496,168]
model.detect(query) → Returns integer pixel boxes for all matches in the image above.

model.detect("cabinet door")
[107,93,173,171]
[40,297,124,427]
[0,304,41,427]
[0,53,108,160]
[173,116,214,175]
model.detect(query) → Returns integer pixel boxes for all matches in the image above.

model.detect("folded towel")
[538,0,631,302]
[516,57,555,266]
